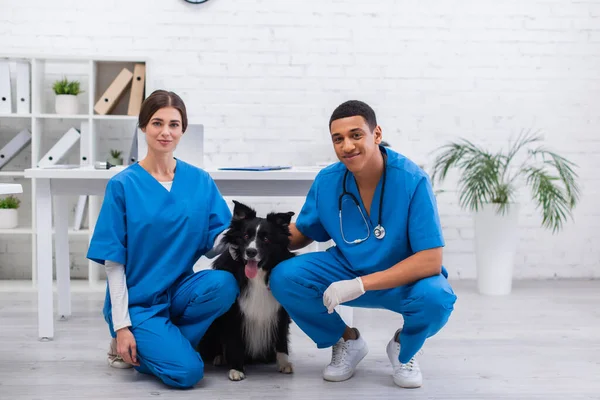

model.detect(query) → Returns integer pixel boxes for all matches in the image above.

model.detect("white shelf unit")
[0,55,149,285]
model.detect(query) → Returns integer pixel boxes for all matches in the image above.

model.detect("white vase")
[473,203,520,296]
[55,94,79,115]
[0,209,18,229]
[107,157,123,166]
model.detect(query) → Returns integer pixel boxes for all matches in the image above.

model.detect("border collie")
[198,200,296,381]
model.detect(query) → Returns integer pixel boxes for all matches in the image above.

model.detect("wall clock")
[184,0,211,3]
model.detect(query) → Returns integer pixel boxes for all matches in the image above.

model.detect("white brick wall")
[1,0,599,280]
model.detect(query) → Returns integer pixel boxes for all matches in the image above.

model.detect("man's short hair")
[329,100,377,131]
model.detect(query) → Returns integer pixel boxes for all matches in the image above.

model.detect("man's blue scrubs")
[270,146,457,363]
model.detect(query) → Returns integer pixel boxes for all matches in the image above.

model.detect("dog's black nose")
[245,248,258,258]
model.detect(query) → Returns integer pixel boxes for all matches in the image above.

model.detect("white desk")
[0,183,23,195]
[24,166,353,340]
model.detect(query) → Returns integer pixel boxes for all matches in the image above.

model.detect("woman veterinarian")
[87,90,238,389]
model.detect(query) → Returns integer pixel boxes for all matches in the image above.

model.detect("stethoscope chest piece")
[374,224,385,240]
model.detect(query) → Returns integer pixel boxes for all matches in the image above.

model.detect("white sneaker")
[386,329,422,388]
[322,329,368,382]
[107,338,133,369]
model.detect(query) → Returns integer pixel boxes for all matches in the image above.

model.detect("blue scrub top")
[87,159,232,334]
[296,146,445,275]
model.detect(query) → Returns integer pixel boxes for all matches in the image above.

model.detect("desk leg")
[54,196,71,320]
[87,195,101,286]
[36,179,54,341]
[315,240,354,327]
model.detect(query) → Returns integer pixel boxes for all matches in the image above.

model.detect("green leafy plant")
[110,149,122,159]
[430,130,580,233]
[52,78,82,95]
[0,195,21,209]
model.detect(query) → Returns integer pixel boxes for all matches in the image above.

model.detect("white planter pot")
[107,157,123,166]
[473,203,520,296]
[0,209,18,229]
[55,94,79,115]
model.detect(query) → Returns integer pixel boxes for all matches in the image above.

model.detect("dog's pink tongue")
[245,260,258,279]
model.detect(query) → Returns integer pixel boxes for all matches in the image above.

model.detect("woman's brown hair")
[138,90,188,132]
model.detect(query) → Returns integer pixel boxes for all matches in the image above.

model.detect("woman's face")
[142,107,183,155]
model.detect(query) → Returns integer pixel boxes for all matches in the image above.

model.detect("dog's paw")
[276,352,294,374]
[213,354,227,367]
[228,369,246,381]
[278,361,294,374]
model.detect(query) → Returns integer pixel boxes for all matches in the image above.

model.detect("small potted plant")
[107,149,123,166]
[0,195,21,229]
[52,77,82,115]
[430,130,580,296]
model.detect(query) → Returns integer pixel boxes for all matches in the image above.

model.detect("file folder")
[94,68,133,115]
[38,127,81,167]
[79,120,91,165]
[15,61,30,114]
[126,124,138,165]
[0,60,12,113]
[0,128,31,170]
[73,195,88,230]
[127,63,145,116]
[136,126,146,161]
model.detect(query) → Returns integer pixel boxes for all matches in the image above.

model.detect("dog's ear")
[232,200,256,220]
[267,211,295,227]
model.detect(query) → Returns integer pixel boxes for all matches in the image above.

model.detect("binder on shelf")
[0,60,12,114]
[127,63,145,116]
[37,127,81,167]
[79,120,91,166]
[73,195,88,230]
[136,126,146,162]
[94,68,133,115]
[15,61,30,114]
[0,128,31,170]
[126,124,138,165]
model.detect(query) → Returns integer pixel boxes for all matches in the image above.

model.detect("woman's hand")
[116,328,140,366]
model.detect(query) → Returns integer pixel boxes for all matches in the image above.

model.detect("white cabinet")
[0,55,149,283]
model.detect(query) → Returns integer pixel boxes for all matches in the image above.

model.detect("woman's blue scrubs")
[87,159,239,388]
[270,147,457,363]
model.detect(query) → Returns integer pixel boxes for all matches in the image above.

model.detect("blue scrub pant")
[270,251,457,364]
[131,270,238,389]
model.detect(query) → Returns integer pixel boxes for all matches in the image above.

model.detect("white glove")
[323,277,365,314]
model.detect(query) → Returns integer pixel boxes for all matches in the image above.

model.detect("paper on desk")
[217,166,291,171]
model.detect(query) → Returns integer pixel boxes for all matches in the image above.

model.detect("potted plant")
[52,77,82,115]
[107,149,123,166]
[430,130,580,296]
[0,195,21,229]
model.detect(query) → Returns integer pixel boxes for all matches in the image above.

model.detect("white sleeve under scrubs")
[269,146,457,364]
[87,158,239,389]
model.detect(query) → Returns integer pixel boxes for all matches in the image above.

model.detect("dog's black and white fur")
[198,200,295,381]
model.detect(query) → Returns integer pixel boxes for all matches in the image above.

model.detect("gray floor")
[1,280,599,400]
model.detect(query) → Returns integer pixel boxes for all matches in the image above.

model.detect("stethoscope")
[338,152,387,244]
